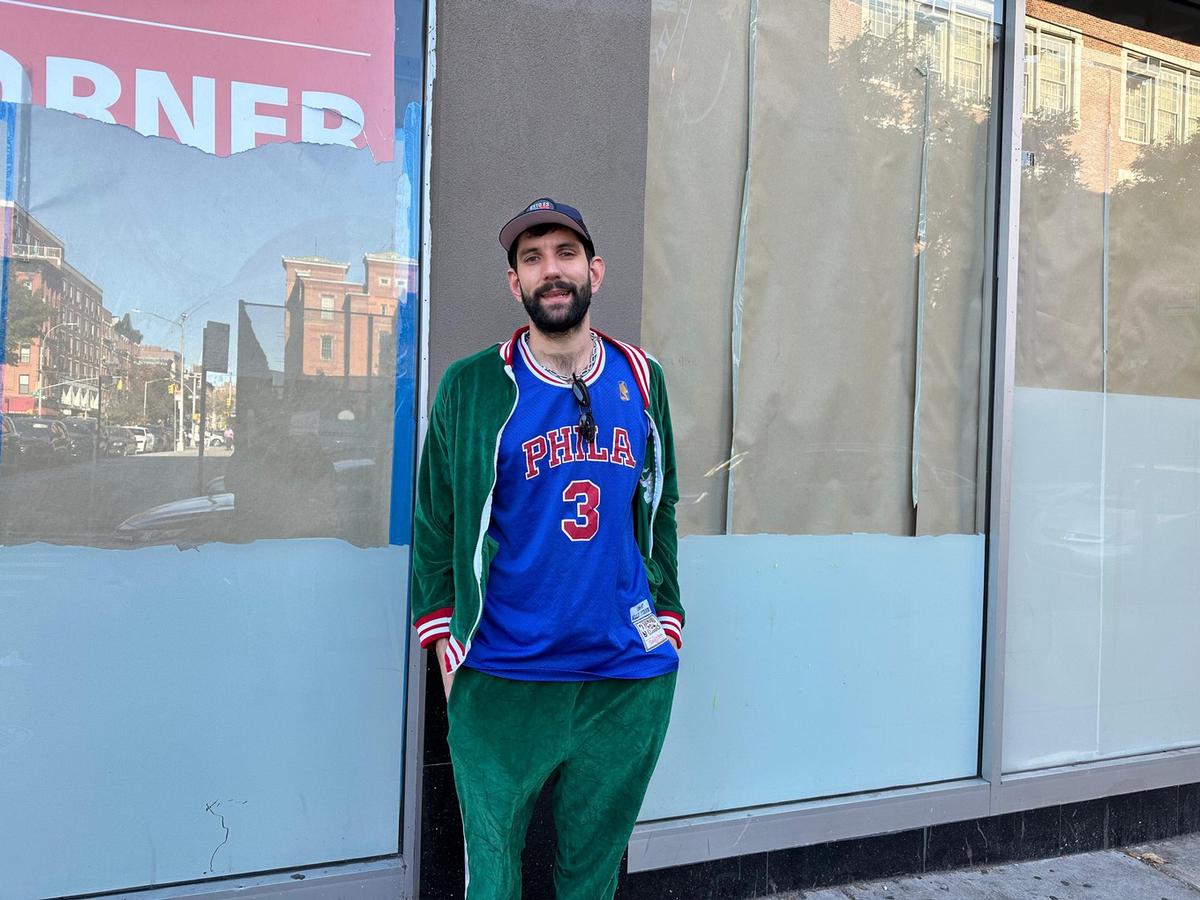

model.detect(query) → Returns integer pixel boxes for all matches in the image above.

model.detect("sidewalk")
[762,834,1200,899]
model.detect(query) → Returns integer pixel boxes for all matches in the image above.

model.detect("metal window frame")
[628,0,1200,873]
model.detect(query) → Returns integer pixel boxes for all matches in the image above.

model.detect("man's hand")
[434,638,455,700]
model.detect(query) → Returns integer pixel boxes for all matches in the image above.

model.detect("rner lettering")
[0,52,367,155]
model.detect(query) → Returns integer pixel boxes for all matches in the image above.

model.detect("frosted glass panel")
[1004,2,1200,773]
[0,541,408,899]
[640,533,984,821]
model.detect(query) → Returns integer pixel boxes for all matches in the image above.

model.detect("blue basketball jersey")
[464,335,680,681]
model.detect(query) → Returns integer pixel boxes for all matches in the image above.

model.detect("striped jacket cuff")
[441,635,467,674]
[414,608,453,649]
[658,611,683,650]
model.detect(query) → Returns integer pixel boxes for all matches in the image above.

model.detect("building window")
[19,345,31,364]
[378,276,391,287]
[1023,26,1075,114]
[320,334,333,361]
[1156,66,1184,144]
[1190,73,1200,139]
[865,0,904,39]
[19,374,30,394]
[862,2,993,103]
[1124,56,1152,143]
[1124,51,1200,145]
[950,13,989,102]
[321,294,335,321]
[379,304,387,316]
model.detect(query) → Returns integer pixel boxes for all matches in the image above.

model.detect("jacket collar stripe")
[502,326,650,407]
[592,328,651,409]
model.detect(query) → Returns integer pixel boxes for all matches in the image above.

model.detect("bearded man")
[411,198,684,899]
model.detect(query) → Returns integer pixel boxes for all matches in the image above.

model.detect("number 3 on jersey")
[561,479,600,541]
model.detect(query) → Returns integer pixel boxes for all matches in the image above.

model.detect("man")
[411,198,683,899]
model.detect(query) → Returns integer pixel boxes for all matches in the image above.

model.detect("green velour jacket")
[411,326,684,673]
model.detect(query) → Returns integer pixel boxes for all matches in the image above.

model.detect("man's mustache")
[533,280,577,301]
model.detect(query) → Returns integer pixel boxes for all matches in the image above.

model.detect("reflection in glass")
[0,108,418,550]
[1,1,424,895]
[643,0,1001,537]
[1005,0,1200,772]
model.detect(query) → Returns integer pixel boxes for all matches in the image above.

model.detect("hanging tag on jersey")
[630,599,667,652]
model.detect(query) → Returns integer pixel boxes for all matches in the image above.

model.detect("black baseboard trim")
[616,784,1200,899]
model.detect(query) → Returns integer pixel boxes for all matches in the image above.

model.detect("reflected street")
[0,446,231,547]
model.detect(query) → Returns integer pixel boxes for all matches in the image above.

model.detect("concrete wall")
[427,0,652,386]
[421,3,653,895]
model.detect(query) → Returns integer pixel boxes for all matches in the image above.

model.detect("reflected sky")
[17,104,413,367]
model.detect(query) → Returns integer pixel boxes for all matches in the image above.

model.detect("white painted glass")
[1004,5,1200,773]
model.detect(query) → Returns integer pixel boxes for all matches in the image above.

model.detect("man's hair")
[507,223,596,270]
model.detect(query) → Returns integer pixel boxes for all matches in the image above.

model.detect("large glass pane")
[0,2,423,895]
[638,0,1000,820]
[1005,0,1200,773]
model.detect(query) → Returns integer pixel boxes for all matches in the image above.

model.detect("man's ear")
[589,256,605,293]
[507,268,523,304]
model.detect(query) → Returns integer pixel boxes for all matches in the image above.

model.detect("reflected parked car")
[4,415,71,466]
[115,492,234,543]
[104,425,135,457]
[59,417,108,460]
[116,458,378,544]
[124,426,148,453]
[1,414,30,469]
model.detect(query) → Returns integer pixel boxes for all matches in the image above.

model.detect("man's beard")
[521,278,592,334]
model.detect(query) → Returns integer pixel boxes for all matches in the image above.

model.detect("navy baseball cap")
[499,198,594,255]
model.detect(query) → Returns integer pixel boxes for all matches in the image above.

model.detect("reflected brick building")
[282,253,416,381]
[0,200,134,415]
[828,0,1200,191]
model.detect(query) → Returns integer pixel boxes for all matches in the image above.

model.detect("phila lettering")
[523,426,638,480]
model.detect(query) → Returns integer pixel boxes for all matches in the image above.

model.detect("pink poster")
[0,0,395,160]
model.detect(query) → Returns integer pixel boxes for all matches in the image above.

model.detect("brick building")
[828,0,1200,191]
[0,200,130,415]
[1025,0,1200,190]
[281,252,416,381]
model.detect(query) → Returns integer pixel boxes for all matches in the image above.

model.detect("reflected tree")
[103,363,176,426]
[3,277,46,355]
[1114,132,1200,204]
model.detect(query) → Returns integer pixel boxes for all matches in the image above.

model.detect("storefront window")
[638,0,1000,821]
[1004,0,1200,773]
[0,2,423,896]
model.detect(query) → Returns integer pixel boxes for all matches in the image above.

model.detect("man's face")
[507,227,605,334]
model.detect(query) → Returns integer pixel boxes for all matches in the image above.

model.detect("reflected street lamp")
[130,308,188,451]
[37,320,79,416]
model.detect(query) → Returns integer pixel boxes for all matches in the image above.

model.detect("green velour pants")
[446,666,678,900]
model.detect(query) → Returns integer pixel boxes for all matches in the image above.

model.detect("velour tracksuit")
[412,327,684,898]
